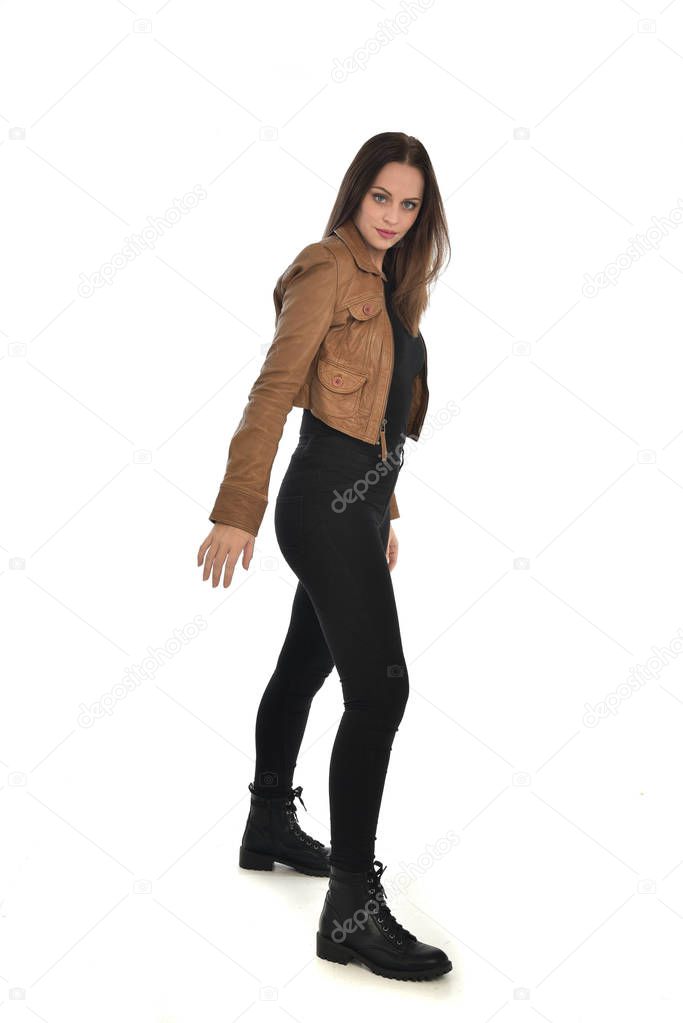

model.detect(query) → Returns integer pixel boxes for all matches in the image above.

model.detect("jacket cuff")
[209,483,266,537]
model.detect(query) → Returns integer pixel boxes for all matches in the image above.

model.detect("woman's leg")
[252,579,335,797]
[276,493,409,873]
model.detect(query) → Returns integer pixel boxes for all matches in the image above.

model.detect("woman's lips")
[376,228,397,238]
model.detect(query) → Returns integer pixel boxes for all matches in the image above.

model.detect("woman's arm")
[209,241,339,536]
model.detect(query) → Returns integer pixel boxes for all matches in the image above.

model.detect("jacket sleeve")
[389,492,399,520]
[209,241,338,536]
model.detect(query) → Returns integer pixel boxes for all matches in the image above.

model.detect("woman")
[197,132,451,981]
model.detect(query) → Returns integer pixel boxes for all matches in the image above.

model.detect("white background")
[2,0,683,1019]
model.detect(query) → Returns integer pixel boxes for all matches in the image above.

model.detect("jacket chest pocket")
[345,299,383,352]
[327,292,382,343]
[310,357,368,419]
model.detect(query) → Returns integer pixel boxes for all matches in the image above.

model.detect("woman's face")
[353,161,424,264]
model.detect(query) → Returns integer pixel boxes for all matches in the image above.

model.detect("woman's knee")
[343,661,409,726]
[385,662,409,726]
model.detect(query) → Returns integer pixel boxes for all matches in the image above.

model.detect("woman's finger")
[197,533,214,565]
[242,537,255,571]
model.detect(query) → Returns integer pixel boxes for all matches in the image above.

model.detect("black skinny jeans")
[252,418,409,873]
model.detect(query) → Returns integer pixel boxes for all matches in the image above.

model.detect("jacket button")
[332,374,343,386]
[362,303,373,315]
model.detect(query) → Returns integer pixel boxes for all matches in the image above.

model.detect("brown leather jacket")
[209,217,430,536]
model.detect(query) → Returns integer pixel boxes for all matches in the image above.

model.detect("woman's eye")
[372,193,416,210]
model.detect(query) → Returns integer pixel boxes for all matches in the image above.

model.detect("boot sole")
[239,846,330,876]
[316,932,452,981]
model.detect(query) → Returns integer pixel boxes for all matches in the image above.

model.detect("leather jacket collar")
[332,218,388,283]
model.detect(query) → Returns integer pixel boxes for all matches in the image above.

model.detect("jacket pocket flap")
[316,359,367,394]
[347,298,382,321]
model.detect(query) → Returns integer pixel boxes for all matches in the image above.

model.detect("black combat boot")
[316,859,452,980]
[239,783,331,876]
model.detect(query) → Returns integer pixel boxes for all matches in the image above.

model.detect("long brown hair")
[323,132,450,336]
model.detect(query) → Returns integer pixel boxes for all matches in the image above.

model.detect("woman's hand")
[386,525,399,572]
[197,524,255,588]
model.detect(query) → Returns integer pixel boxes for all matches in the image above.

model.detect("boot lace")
[284,785,324,849]
[365,859,417,945]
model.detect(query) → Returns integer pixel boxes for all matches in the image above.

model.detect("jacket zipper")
[377,416,388,461]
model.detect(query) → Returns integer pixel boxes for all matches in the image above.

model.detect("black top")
[382,278,425,461]
[300,279,424,465]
